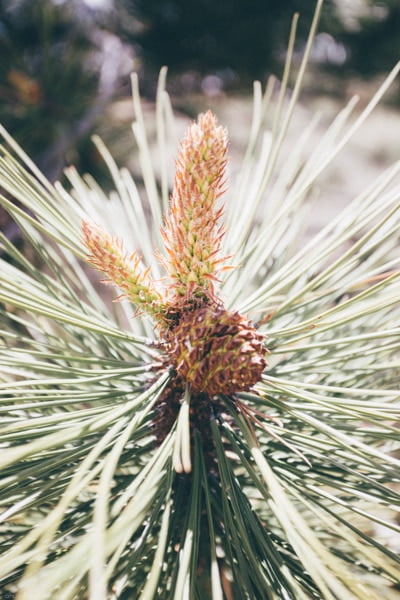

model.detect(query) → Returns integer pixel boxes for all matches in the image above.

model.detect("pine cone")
[167,304,267,394]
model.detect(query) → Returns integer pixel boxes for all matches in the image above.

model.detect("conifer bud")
[82,221,165,320]
[161,111,232,301]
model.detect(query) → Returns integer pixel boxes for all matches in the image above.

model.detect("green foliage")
[0,4,400,599]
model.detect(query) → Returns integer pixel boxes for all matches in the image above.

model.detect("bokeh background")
[1,0,399,240]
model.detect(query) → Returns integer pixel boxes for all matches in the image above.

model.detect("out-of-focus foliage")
[0,0,399,182]
[340,1,400,76]
[0,0,101,178]
[117,0,341,87]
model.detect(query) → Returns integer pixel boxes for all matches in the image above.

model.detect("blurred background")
[0,0,399,238]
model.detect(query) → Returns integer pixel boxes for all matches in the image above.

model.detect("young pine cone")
[166,303,267,395]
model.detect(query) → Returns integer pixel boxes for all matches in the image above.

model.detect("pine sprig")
[0,2,400,598]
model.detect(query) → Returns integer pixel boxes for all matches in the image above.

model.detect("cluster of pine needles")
[0,2,399,598]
